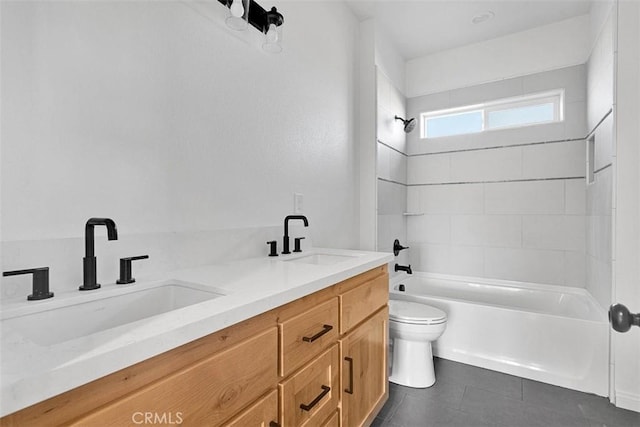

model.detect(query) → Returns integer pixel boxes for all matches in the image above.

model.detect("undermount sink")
[285,253,360,266]
[2,281,225,346]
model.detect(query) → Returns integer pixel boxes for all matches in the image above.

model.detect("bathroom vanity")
[0,250,391,426]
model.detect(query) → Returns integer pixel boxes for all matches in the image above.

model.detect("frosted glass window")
[487,103,555,129]
[425,110,483,138]
[420,90,563,140]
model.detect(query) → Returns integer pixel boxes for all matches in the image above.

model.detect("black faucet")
[3,267,54,300]
[395,264,412,275]
[282,215,308,254]
[80,218,118,291]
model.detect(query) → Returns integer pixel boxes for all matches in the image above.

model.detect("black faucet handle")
[293,237,305,253]
[393,239,409,256]
[3,267,54,300]
[267,241,279,257]
[117,255,149,284]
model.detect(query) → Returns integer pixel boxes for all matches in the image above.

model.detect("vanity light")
[262,7,284,54]
[218,0,285,52]
[225,0,250,31]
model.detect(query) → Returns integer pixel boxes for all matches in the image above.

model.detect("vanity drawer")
[340,273,388,334]
[280,298,339,376]
[71,327,278,426]
[279,343,340,427]
[320,409,340,427]
[224,389,278,427]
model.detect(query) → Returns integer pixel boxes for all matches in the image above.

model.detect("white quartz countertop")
[0,248,392,417]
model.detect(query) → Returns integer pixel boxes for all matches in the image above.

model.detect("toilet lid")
[389,300,447,324]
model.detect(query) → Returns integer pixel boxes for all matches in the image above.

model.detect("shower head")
[395,115,416,133]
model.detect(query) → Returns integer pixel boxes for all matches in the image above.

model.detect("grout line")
[378,140,409,157]
[409,138,585,157]
[408,176,585,187]
[378,177,407,186]
[594,163,612,175]
[585,108,613,140]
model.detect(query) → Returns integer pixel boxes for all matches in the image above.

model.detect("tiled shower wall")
[404,65,589,287]
[585,9,614,309]
[376,70,409,270]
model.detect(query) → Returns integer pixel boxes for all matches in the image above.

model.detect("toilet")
[388,299,447,388]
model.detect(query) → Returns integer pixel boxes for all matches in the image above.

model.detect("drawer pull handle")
[302,324,333,343]
[345,356,354,394]
[299,385,331,411]
[269,422,280,427]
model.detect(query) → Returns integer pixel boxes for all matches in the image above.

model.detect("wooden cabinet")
[224,389,278,427]
[340,307,388,427]
[279,344,340,426]
[71,327,279,426]
[1,265,388,427]
[280,298,339,376]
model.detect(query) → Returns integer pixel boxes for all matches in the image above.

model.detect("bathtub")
[390,273,609,396]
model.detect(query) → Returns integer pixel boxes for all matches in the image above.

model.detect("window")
[421,90,564,139]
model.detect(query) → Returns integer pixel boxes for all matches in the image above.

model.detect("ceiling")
[345,0,593,60]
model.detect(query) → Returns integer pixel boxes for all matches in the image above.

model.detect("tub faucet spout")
[395,264,412,275]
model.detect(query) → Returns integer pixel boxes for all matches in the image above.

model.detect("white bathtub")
[390,273,609,396]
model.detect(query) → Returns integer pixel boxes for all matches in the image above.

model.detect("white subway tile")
[389,148,407,184]
[449,146,522,182]
[522,215,586,252]
[563,101,588,140]
[377,214,406,253]
[522,65,587,103]
[484,180,564,214]
[377,142,390,180]
[565,179,586,214]
[594,113,613,171]
[407,214,450,244]
[408,243,450,274]
[564,251,586,288]
[484,247,566,285]
[417,183,484,214]
[377,180,406,215]
[449,78,523,107]
[450,246,485,277]
[407,154,450,184]
[522,140,585,180]
[451,215,522,248]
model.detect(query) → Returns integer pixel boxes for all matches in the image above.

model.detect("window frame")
[420,89,565,139]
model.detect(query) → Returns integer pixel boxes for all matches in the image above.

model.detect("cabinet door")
[340,307,388,427]
[225,389,278,427]
[71,327,278,426]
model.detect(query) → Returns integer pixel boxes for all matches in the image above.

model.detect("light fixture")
[471,10,494,24]
[262,7,284,53]
[218,0,285,53]
[225,0,250,31]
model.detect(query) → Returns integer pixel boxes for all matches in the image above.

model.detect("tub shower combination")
[390,273,609,396]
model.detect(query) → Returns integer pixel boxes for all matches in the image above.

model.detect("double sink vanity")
[0,247,393,426]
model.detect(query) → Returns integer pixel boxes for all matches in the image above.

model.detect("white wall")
[406,14,590,98]
[405,66,588,286]
[0,1,360,298]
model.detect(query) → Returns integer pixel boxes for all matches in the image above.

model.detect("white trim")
[614,390,640,412]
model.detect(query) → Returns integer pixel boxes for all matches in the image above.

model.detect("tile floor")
[372,358,640,427]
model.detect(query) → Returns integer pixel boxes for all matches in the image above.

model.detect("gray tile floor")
[372,358,640,427]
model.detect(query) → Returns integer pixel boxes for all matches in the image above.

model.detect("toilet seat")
[389,300,447,325]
